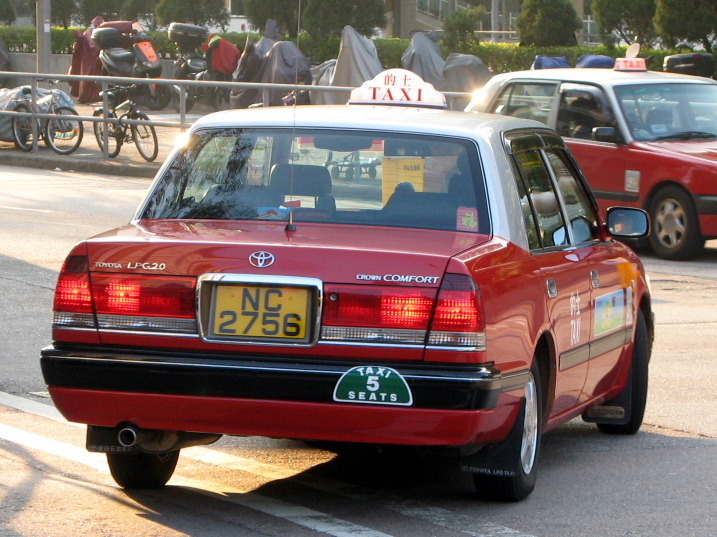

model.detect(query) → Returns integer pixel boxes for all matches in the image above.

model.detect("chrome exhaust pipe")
[117,426,138,447]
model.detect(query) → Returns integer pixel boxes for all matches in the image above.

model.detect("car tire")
[107,450,179,489]
[473,360,542,502]
[648,185,704,260]
[597,311,649,435]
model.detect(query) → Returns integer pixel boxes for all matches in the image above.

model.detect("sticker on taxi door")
[333,366,413,406]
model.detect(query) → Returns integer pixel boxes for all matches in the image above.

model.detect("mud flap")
[460,399,526,478]
[583,362,633,426]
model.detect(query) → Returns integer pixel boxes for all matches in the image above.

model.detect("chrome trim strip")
[44,352,502,386]
[560,344,590,370]
[590,327,631,358]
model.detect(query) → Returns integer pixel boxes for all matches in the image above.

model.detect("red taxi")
[41,70,653,502]
[466,57,717,260]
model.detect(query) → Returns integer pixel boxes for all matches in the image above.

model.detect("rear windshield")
[141,128,490,234]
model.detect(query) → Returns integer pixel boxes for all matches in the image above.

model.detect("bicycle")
[92,84,159,162]
[12,80,84,155]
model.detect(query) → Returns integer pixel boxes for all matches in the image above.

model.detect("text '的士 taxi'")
[41,69,653,502]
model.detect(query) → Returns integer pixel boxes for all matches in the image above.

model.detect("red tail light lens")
[323,285,434,329]
[92,275,196,318]
[431,274,481,332]
[54,256,92,313]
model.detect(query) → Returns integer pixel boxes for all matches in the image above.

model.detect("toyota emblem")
[249,251,275,268]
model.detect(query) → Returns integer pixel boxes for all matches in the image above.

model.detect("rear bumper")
[41,345,527,446]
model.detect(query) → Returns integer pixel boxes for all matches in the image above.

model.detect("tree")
[302,0,387,39]
[77,0,116,25]
[24,0,77,27]
[0,0,16,25]
[243,0,300,37]
[156,0,229,30]
[515,0,582,46]
[592,0,656,47]
[654,0,717,52]
[441,6,486,50]
[121,0,158,28]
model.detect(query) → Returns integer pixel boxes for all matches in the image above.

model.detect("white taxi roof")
[480,67,717,89]
[190,102,542,139]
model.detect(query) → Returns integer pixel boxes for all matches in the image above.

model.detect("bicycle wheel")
[131,111,158,162]
[12,104,38,152]
[45,106,84,155]
[92,109,122,158]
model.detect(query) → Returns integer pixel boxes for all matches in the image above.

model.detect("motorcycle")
[91,21,171,110]
[168,23,235,112]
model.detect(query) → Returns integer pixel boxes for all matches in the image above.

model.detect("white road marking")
[0,205,53,213]
[1,391,535,537]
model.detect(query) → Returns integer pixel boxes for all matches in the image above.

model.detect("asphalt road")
[1,165,717,537]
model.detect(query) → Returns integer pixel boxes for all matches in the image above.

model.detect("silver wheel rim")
[654,197,686,249]
[520,374,539,475]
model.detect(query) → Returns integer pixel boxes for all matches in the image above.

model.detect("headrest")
[270,164,332,196]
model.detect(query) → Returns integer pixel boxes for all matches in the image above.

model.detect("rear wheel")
[12,104,37,151]
[648,185,703,260]
[45,106,84,155]
[473,360,542,502]
[92,109,121,158]
[107,450,179,489]
[146,83,171,110]
[213,87,231,111]
[131,111,158,162]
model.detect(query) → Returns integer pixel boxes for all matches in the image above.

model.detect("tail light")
[52,255,197,334]
[53,256,95,329]
[321,274,485,350]
[322,285,434,344]
[427,274,485,349]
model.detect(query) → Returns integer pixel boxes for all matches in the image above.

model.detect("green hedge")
[0,25,707,75]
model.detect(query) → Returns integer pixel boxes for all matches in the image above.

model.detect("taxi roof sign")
[349,69,447,109]
[614,57,648,71]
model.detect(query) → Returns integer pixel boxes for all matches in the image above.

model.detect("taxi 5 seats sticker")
[333,366,413,406]
[594,289,627,337]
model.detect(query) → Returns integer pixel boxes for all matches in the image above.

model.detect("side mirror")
[592,127,620,143]
[607,207,649,238]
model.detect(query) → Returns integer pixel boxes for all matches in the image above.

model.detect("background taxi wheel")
[648,185,704,260]
[597,311,649,435]
[106,450,179,489]
[473,360,542,502]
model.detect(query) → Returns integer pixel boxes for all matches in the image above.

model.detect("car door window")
[512,149,568,248]
[491,83,557,125]
[557,87,615,140]
[544,150,600,243]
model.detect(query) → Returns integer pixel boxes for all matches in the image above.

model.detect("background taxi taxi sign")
[348,68,447,109]
[614,57,648,71]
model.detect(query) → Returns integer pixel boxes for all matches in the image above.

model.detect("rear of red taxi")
[43,220,535,448]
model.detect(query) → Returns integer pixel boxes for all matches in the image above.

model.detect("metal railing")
[0,71,471,158]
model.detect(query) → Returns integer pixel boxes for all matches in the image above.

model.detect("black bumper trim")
[695,194,717,216]
[41,346,516,411]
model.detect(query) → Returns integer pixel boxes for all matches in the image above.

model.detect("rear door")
[508,133,591,417]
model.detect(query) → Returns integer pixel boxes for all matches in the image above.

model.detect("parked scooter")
[168,23,235,112]
[91,21,171,110]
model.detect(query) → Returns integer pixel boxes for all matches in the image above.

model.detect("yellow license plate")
[211,284,310,340]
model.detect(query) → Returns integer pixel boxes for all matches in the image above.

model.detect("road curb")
[0,148,161,178]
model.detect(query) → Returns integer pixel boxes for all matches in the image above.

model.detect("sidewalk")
[0,107,205,179]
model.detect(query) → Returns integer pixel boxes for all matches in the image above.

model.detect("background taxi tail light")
[53,255,96,329]
[91,274,197,334]
[427,274,486,349]
[321,285,434,344]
